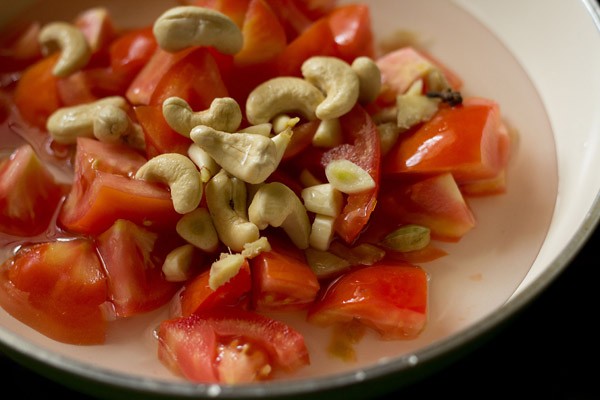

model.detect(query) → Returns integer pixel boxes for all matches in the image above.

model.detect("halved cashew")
[163,96,242,137]
[205,169,259,252]
[248,182,311,249]
[153,6,243,54]
[187,143,220,183]
[135,153,203,214]
[46,96,127,144]
[245,77,325,125]
[312,118,342,148]
[301,56,359,120]
[176,207,219,253]
[190,125,292,184]
[351,56,382,104]
[209,253,245,290]
[325,159,376,194]
[39,22,91,77]
[92,104,144,149]
[162,244,195,282]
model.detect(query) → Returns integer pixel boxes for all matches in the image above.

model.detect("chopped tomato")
[377,173,476,241]
[109,26,157,78]
[250,241,320,311]
[134,104,192,158]
[0,21,42,72]
[74,7,117,58]
[0,239,109,344]
[179,260,252,316]
[158,307,310,383]
[275,16,339,77]
[190,0,251,27]
[292,0,336,20]
[307,263,428,340]
[264,0,314,41]
[327,4,375,62]
[321,104,381,243]
[384,97,510,183]
[281,119,320,160]
[13,54,62,129]
[96,219,181,317]
[0,144,65,236]
[234,0,287,66]
[57,137,180,235]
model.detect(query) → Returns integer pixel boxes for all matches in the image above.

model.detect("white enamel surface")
[0,0,599,397]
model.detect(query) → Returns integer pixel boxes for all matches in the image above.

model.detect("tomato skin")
[179,260,252,317]
[96,219,181,317]
[384,97,510,183]
[157,307,310,383]
[13,54,62,129]
[307,263,428,340]
[58,138,179,235]
[322,104,381,244]
[0,239,109,344]
[0,144,65,236]
[327,4,375,62]
[250,243,320,311]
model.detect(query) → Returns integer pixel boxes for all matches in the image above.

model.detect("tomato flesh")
[0,239,109,344]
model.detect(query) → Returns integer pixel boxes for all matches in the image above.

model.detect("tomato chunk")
[384,97,510,183]
[158,307,310,383]
[0,239,109,344]
[0,144,65,236]
[96,219,181,317]
[307,263,428,339]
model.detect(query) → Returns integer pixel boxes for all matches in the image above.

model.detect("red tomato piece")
[275,16,340,77]
[57,137,179,235]
[250,242,320,311]
[322,104,381,244]
[0,144,65,236]
[96,219,181,317]
[292,0,336,20]
[0,21,42,72]
[0,239,109,344]
[327,4,375,63]
[179,260,252,316]
[234,0,287,66]
[148,47,229,111]
[191,0,251,27]
[377,173,476,242]
[384,97,510,183]
[134,104,192,158]
[13,54,62,129]
[307,263,428,340]
[157,307,310,383]
[74,7,117,56]
[264,0,314,41]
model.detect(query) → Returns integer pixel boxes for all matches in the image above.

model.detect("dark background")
[2,1,600,398]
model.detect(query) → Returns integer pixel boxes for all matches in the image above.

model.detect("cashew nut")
[248,182,311,250]
[153,6,243,54]
[39,22,91,77]
[163,96,242,137]
[351,56,382,104]
[176,207,219,253]
[135,153,203,214]
[245,77,325,125]
[312,118,342,148]
[92,104,145,150]
[209,253,245,290]
[162,244,196,282]
[187,143,220,183]
[46,96,128,144]
[301,56,359,120]
[190,125,292,184]
[205,169,259,252]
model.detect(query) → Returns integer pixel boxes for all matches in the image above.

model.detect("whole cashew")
[205,169,260,252]
[176,207,219,253]
[248,182,311,250]
[190,125,292,184]
[135,153,203,214]
[187,143,220,183]
[245,77,325,125]
[39,22,91,77]
[301,56,360,120]
[153,6,243,54]
[163,96,242,137]
[46,96,128,144]
[351,56,382,104]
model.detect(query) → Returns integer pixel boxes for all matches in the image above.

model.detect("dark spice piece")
[426,89,463,106]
